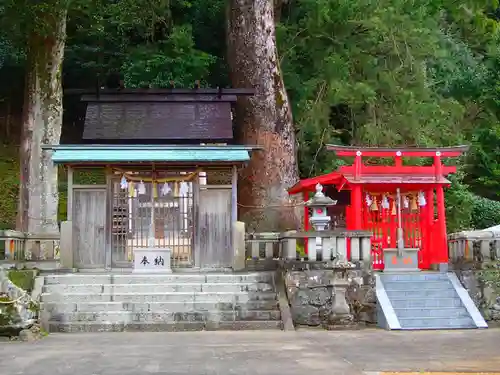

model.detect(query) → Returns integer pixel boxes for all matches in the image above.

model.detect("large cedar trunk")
[16,10,67,236]
[227,0,300,231]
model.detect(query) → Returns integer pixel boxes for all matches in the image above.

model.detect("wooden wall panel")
[197,188,232,269]
[72,189,106,268]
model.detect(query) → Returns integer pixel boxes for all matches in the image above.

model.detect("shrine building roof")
[75,88,254,143]
[45,144,255,165]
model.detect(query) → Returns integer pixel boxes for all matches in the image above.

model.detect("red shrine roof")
[342,174,451,185]
[326,144,470,157]
[288,145,468,195]
[288,173,452,195]
[288,172,343,195]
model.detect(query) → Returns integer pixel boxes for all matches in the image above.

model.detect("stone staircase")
[39,272,283,332]
[376,272,488,330]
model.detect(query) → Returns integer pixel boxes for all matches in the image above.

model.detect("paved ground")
[2,329,500,375]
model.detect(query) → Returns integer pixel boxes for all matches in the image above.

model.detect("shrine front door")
[110,177,194,268]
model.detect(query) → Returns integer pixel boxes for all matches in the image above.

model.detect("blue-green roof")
[48,145,252,164]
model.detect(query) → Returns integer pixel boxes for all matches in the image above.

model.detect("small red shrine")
[288,145,469,270]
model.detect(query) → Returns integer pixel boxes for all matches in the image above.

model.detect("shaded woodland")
[0,0,500,231]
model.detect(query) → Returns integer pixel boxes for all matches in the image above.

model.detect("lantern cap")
[306,183,337,207]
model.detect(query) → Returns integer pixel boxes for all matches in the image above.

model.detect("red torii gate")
[288,145,469,270]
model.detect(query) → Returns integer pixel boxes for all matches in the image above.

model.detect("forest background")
[0,0,500,232]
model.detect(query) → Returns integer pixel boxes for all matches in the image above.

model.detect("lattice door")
[362,193,424,270]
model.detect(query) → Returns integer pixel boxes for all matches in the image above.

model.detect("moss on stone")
[8,269,38,292]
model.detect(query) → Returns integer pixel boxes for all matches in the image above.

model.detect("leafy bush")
[445,170,500,232]
[471,195,500,230]
[121,25,216,88]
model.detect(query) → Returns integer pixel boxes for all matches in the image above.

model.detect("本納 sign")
[133,248,172,273]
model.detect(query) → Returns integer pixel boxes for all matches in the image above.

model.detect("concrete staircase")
[39,272,283,332]
[376,272,488,330]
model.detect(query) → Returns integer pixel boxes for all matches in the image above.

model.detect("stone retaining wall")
[448,229,500,323]
[452,261,500,322]
[283,262,376,329]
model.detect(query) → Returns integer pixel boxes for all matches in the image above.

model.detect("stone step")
[398,316,476,329]
[382,281,453,291]
[40,291,278,303]
[42,282,274,294]
[41,300,280,313]
[390,297,463,309]
[393,307,470,318]
[44,273,275,285]
[47,310,281,323]
[385,289,457,299]
[47,320,283,333]
[380,273,449,282]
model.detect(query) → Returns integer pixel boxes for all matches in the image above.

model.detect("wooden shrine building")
[288,145,469,270]
[44,88,257,270]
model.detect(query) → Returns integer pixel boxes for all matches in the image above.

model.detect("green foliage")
[467,124,500,200]
[444,169,475,232]
[73,169,105,185]
[64,0,219,88]
[0,146,19,230]
[278,0,472,179]
[122,25,216,88]
[0,295,17,327]
[471,195,500,229]
[296,242,307,258]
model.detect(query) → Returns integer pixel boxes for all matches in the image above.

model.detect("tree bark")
[16,9,67,236]
[227,0,300,231]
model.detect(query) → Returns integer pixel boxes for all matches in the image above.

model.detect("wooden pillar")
[352,151,363,230]
[105,168,113,270]
[231,165,238,224]
[424,189,434,269]
[435,185,447,263]
[433,153,448,264]
[354,151,362,179]
[352,186,362,229]
[193,175,201,269]
[303,190,309,253]
[303,191,309,231]
[231,165,238,266]
[395,154,402,167]
[67,166,73,221]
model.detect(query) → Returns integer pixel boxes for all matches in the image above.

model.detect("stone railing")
[448,230,500,262]
[245,229,372,266]
[244,229,374,329]
[448,229,500,323]
[0,230,60,264]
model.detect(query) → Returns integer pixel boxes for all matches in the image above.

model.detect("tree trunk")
[16,9,67,236]
[227,0,300,231]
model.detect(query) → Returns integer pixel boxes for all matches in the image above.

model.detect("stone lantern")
[307,183,337,232]
[306,184,352,324]
[306,183,337,260]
